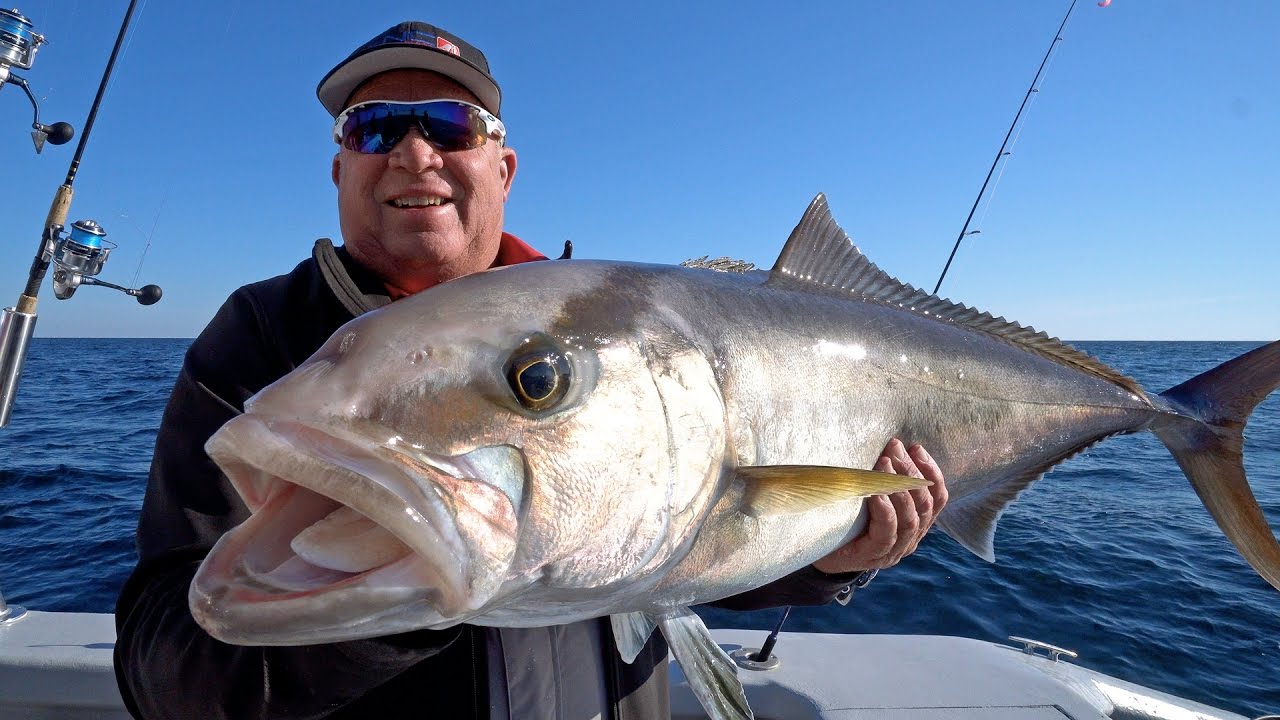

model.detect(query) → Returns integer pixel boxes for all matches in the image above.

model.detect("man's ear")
[331,153,341,188]
[498,147,517,201]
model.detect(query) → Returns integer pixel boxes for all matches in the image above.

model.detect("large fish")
[190,195,1280,720]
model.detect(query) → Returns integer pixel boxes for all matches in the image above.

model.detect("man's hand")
[811,439,948,574]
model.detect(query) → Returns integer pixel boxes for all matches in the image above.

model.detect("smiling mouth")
[389,196,447,208]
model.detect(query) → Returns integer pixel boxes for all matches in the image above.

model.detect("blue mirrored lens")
[340,102,488,154]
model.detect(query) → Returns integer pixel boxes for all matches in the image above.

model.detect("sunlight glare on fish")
[814,340,868,361]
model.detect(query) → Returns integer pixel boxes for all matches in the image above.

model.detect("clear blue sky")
[2,0,1276,340]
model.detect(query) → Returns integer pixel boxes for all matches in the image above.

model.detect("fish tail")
[1153,340,1280,591]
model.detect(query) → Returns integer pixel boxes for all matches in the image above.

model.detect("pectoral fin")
[659,607,753,720]
[738,465,930,517]
[610,612,657,664]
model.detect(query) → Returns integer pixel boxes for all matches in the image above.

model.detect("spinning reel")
[1,8,74,152]
[46,219,162,303]
[2,0,155,427]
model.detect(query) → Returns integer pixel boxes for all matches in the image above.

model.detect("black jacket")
[113,239,858,719]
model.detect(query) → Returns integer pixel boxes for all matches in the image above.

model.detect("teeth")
[391,196,444,208]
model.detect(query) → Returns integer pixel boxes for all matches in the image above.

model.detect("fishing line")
[127,192,165,288]
[106,0,165,290]
[972,29,1068,235]
[88,0,148,122]
[128,0,238,291]
[932,0,1081,295]
[972,100,1033,232]
[120,0,147,58]
[1,0,158,429]
[223,0,239,41]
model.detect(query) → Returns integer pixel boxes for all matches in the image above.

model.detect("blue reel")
[0,8,44,72]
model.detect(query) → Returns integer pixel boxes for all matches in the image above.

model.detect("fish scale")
[191,195,1280,720]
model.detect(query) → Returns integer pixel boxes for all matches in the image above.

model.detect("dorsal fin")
[767,194,1148,399]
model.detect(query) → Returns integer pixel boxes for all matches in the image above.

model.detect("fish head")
[190,261,728,644]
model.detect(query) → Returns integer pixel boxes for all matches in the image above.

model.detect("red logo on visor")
[436,37,461,56]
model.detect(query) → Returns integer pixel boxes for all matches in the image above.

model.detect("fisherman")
[113,21,948,719]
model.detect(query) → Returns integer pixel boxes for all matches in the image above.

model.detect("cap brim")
[317,46,501,117]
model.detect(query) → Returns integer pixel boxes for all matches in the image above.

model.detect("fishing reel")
[44,219,162,304]
[1,1,147,429]
[1,7,74,152]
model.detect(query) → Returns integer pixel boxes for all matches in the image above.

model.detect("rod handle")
[44,183,74,229]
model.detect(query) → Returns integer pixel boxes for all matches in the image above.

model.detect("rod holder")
[0,588,26,624]
[0,305,38,427]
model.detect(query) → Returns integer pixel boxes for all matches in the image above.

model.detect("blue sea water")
[0,338,1277,716]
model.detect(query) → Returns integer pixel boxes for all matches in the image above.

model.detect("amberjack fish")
[190,195,1280,720]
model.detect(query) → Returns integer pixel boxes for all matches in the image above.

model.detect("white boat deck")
[674,629,1251,720]
[0,610,1257,719]
[0,610,127,719]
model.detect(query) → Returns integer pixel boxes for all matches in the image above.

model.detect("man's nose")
[388,126,443,173]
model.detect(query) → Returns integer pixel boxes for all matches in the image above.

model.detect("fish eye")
[506,350,572,412]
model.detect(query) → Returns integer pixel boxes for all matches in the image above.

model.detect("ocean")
[0,338,1276,716]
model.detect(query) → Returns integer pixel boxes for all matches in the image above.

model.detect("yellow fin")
[738,465,930,517]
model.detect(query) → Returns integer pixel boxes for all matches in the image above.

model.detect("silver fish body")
[625,265,1165,603]
[190,196,1280,720]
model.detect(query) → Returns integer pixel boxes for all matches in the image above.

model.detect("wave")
[1,339,1276,716]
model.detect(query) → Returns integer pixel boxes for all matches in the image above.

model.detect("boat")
[2,6,1276,720]
[0,600,1268,719]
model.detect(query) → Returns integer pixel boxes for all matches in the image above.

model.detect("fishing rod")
[739,1,1086,658]
[0,0,161,428]
[932,0,1080,295]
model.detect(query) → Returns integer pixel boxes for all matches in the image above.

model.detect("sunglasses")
[333,99,506,154]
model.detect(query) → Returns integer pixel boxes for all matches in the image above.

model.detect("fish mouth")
[190,415,524,645]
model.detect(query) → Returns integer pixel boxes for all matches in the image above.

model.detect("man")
[114,22,947,719]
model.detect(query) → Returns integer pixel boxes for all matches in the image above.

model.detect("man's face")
[332,69,517,294]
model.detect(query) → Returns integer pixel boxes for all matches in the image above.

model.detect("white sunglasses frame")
[332,98,506,150]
